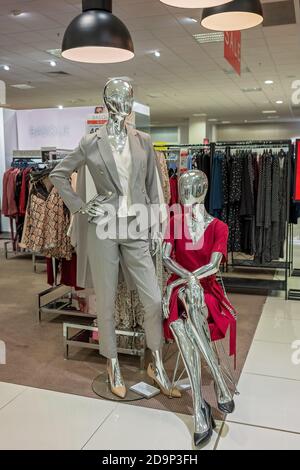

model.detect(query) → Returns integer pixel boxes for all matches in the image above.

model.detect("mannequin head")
[104,78,134,118]
[179,170,208,206]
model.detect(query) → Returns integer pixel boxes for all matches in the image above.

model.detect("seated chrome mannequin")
[78,79,180,400]
[162,170,235,446]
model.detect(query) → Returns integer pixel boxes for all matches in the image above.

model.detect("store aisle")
[0,293,300,450]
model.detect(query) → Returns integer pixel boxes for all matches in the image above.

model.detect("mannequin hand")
[162,287,172,319]
[150,232,163,256]
[79,194,108,218]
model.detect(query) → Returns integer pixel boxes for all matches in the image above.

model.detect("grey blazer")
[49,126,159,289]
[49,125,159,215]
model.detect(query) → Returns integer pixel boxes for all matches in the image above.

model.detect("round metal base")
[92,366,151,402]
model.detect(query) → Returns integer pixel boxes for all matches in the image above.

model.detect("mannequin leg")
[170,319,214,447]
[120,237,180,398]
[87,225,126,398]
[179,280,234,413]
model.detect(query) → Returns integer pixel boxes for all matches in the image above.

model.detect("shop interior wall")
[216,122,300,141]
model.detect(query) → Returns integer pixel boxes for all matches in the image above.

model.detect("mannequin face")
[104,79,134,118]
[179,170,208,206]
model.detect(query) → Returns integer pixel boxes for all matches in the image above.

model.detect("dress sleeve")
[212,220,229,262]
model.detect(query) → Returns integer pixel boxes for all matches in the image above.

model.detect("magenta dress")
[164,214,237,359]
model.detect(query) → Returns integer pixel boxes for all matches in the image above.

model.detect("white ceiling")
[0,0,300,125]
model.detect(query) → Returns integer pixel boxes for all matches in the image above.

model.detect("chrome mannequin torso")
[163,170,222,308]
[80,78,133,218]
[162,170,235,447]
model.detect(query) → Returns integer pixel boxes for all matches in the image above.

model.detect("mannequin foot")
[147,363,181,398]
[218,399,235,414]
[107,358,127,399]
[214,384,235,414]
[194,401,215,447]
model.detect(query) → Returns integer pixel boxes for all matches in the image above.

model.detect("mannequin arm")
[162,243,223,319]
[192,252,223,279]
[162,242,191,278]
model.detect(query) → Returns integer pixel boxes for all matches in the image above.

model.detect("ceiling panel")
[0,0,298,123]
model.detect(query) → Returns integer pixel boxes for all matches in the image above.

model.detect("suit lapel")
[96,126,122,194]
[128,126,143,187]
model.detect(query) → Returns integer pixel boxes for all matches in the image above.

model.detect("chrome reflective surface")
[179,170,209,206]
[105,78,134,153]
[148,350,181,398]
[170,319,211,440]
[181,277,233,406]
[107,357,126,398]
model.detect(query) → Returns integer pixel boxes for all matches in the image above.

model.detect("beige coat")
[50,126,160,288]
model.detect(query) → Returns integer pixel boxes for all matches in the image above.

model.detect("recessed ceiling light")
[154,51,161,57]
[58,105,64,109]
[193,32,224,44]
[276,100,283,104]
[244,120,248,123]
[262,110,277,114]
[222,121,231,124]
[10,84,35,90]
[264,80,274,85]
[193,113,207,117]
[3,65,10,71]
[50,60,57,67]
[208,118,218,122]
[267,115,279,119]
[242,87,262,93]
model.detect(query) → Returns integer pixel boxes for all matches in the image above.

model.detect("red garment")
[169,176,179,206]
[19,168,31,216]
[2,168,19,217]
[164,215,237,358]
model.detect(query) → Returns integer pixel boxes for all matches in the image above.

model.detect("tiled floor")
[0,274,300,449]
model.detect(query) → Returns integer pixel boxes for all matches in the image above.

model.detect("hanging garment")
[209,153,224,218]
[155,151,171,204]
[164,215,237,358]
[227,154,243,252]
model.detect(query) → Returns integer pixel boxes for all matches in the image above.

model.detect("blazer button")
[100,171,104,175]
[108,191,112,196]
[142,189,145,193]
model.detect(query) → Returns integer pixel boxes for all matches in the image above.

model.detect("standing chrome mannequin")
[162,171,235,446]
[71,79,180,400]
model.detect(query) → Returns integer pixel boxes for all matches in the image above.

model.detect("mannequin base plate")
[92,366,151,402]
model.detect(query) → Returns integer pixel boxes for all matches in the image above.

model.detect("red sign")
[224,31,241,76]
[294,140,300,202]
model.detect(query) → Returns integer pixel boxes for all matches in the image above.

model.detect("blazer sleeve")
[146,136,159,205]
[49,137,86,214]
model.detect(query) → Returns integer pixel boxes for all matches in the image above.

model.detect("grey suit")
[50,126,163,358]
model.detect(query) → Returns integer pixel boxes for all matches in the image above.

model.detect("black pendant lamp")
[160,0,233,7]
[62,0,134,64]
[201,0,263,31]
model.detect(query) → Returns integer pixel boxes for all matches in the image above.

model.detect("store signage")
[86,106,108,135]
[294,140,300,202]
[224,31,241,76]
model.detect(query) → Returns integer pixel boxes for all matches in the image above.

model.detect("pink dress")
[164,214,237,359]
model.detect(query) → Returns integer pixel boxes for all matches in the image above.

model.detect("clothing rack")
[214,139,293,299]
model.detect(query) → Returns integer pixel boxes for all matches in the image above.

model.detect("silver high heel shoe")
[107,357,127,399]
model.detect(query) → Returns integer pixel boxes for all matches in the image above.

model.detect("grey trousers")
[87,223,163,358]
